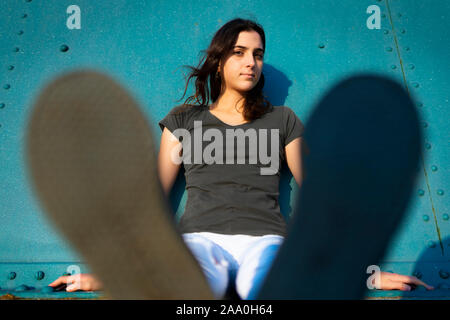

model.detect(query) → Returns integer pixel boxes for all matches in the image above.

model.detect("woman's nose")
[245,53,256,67]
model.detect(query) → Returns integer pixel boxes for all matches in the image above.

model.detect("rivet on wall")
[60,45,70,53]
[443,214,449,221]
[386,47,393,52]
[35,271,45,281]
[412,82,420,88]
[408,64,415,70]
[17,30,24,35]
[384,30,389,35]
[422,122,428,128]
[21,13,28,19]
[422,214,430,222]
[437,189,444,196]
[425,143,431,150]
[439,270,449,279]
[418,189,425,196]
[13,47,20,53]
[0,103,5,109]
[427,240,436,248]
[404,47,410,51]
[431,165,438,172]
[8,65,14,71]
[318,44,325,49]
[3,84,11,90]
[7,272,17,280]
[391,65,397,70]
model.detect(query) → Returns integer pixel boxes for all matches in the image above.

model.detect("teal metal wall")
[0,0,448,299]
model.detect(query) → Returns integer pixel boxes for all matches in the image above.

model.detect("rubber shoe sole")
[25,70,214,299]
[258,74,422,299]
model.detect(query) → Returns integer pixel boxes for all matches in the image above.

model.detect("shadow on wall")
[401,236,450,298]
[167,63,297,222]
[264,64,296,221]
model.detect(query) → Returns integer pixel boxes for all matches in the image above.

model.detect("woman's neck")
[210,91,245,114]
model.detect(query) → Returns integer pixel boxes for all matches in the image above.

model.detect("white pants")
[183,232,284,299]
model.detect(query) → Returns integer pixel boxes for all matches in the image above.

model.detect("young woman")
[48,18,433,298]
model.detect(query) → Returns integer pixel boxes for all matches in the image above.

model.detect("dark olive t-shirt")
[158,104,304,236]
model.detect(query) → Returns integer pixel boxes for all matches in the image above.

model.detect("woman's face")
[220,30,264,95]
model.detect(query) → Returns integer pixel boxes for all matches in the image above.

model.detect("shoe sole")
[258,74,422,299]
[25,70,214,299]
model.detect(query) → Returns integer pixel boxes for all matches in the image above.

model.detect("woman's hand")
[48,273,103,292]
[379,271,434,291]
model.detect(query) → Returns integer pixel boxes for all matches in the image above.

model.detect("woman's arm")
[285,137,306,188]
[158,127,182,196]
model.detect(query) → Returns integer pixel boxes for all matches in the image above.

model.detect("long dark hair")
[179,18,273,121]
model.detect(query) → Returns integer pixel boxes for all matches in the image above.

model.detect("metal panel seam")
[385,0,444,256]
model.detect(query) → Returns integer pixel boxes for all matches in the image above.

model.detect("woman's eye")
[234,51,263,59]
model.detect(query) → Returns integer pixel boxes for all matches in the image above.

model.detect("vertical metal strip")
[385,0,444,256]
